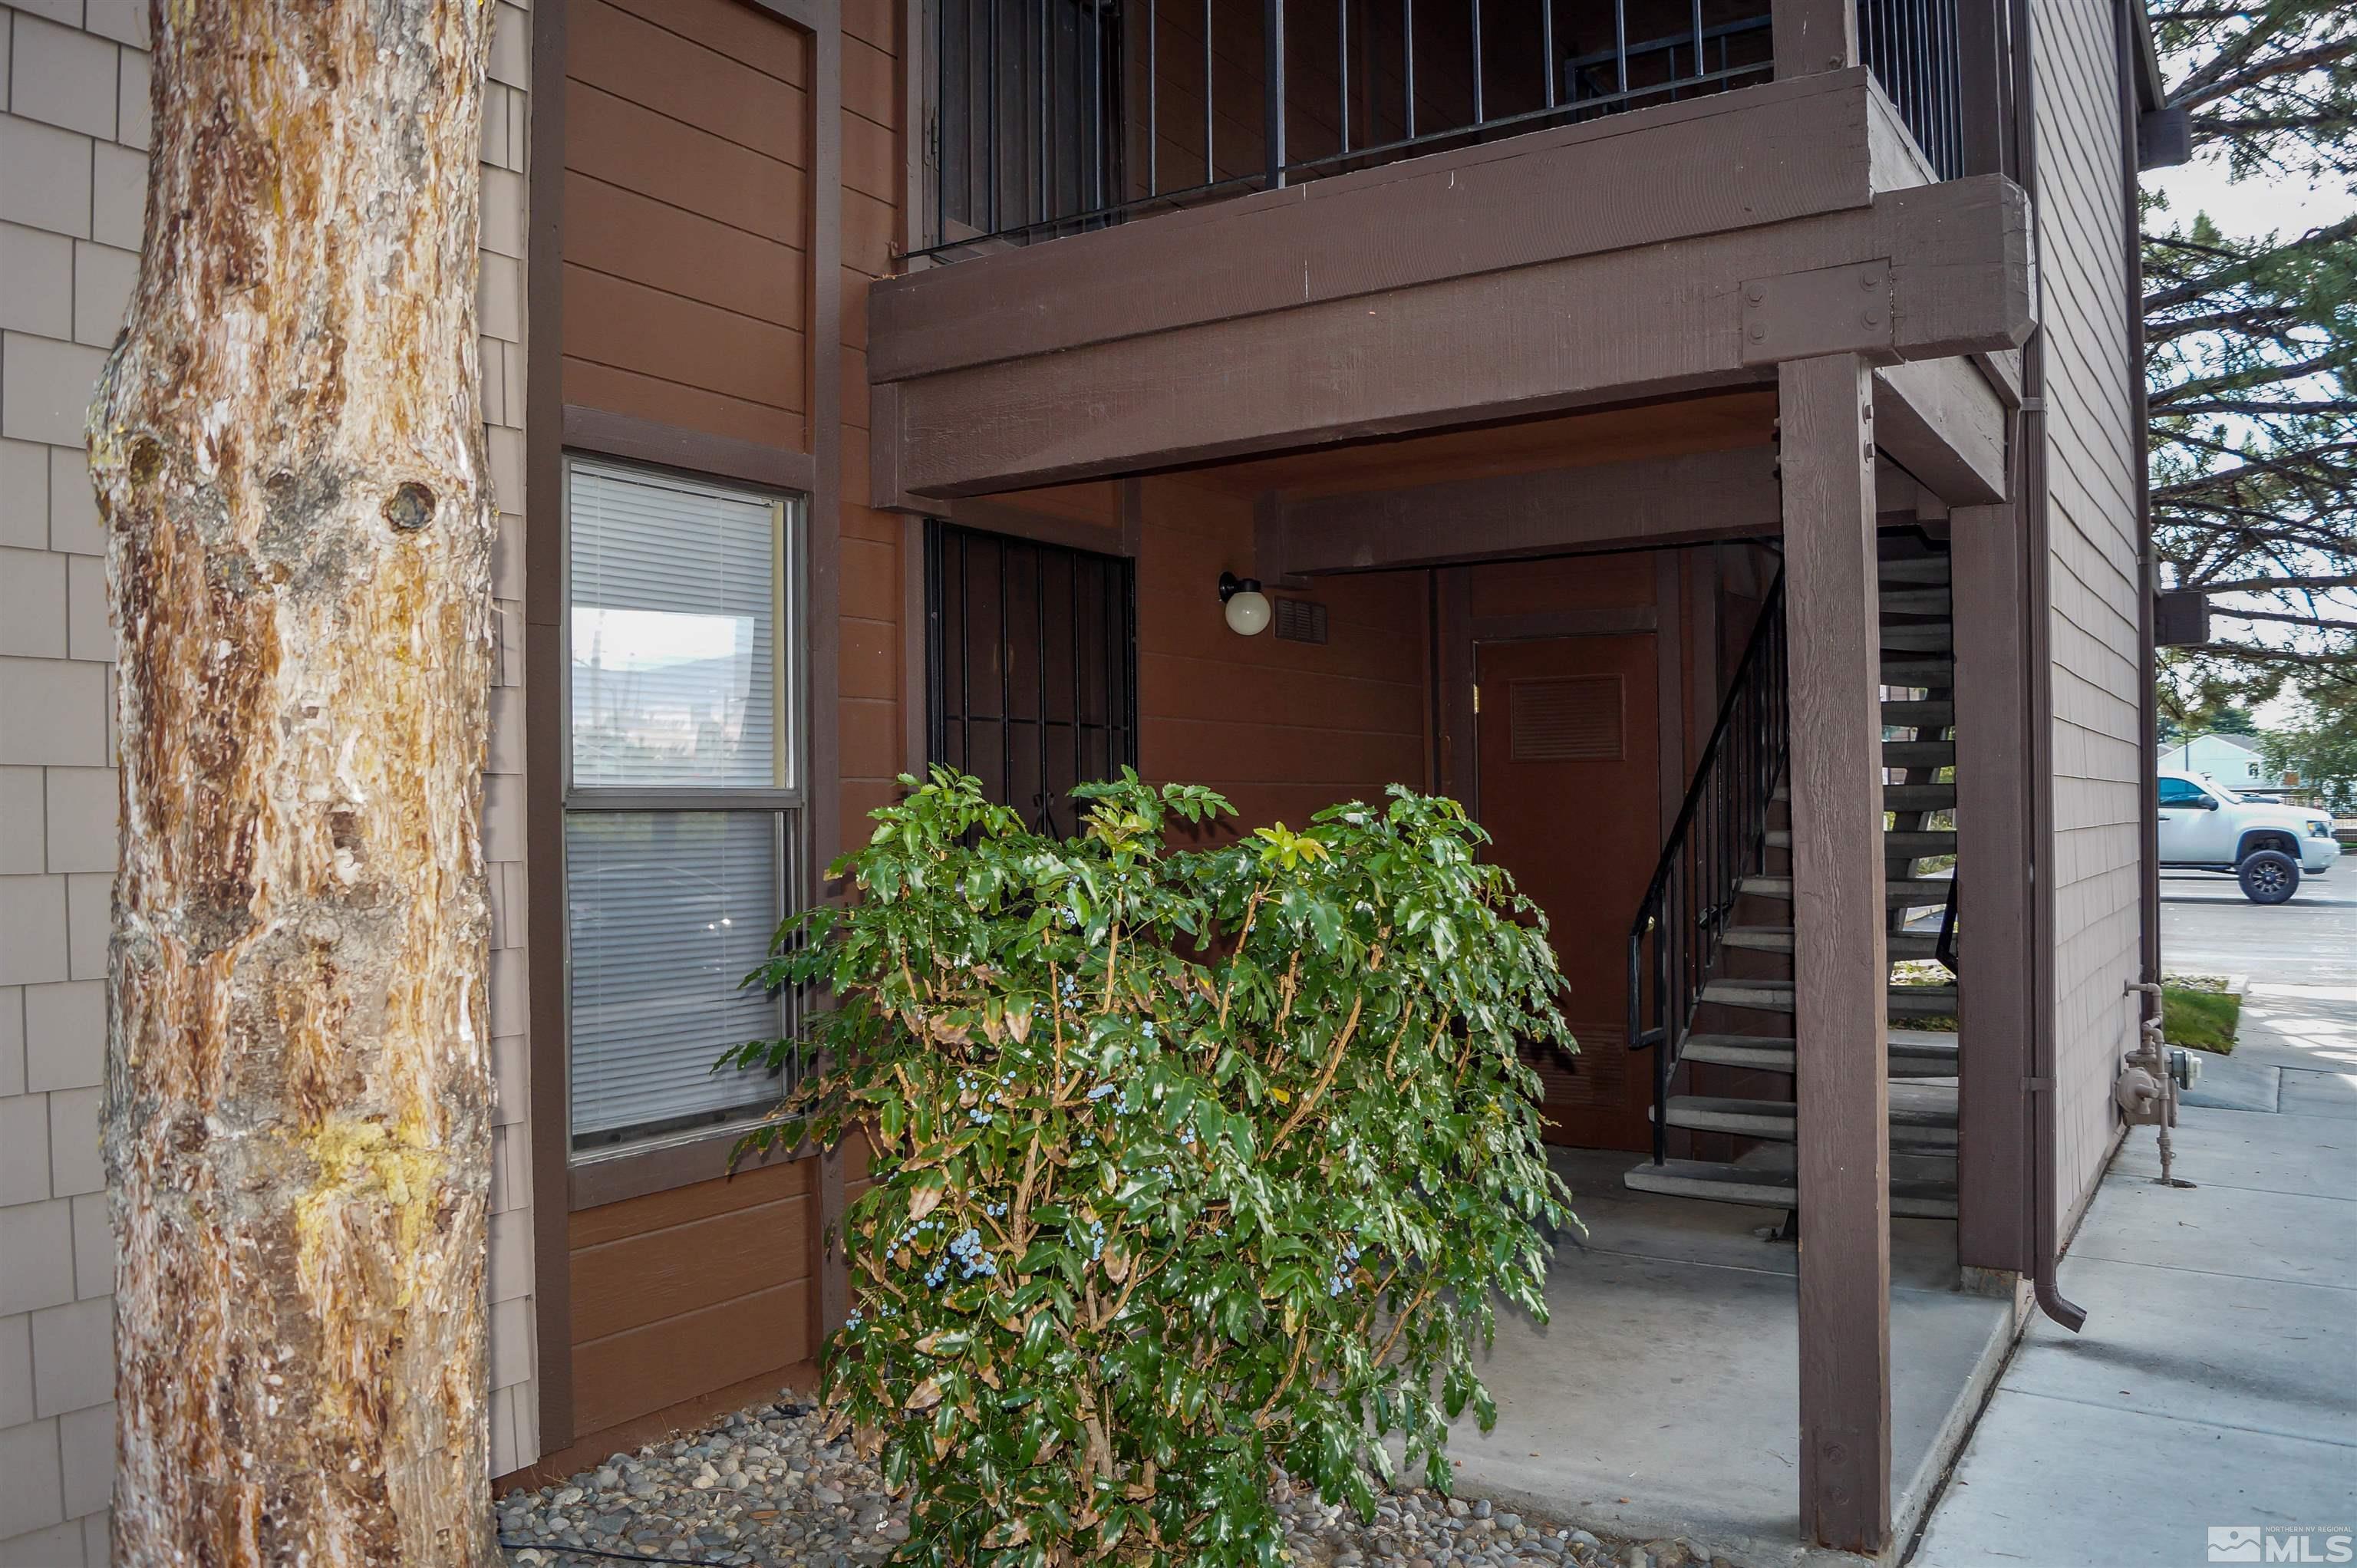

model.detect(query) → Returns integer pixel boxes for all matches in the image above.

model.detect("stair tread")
[1622,1158,1959,1217]
[1700,977,1958,1014]
[1662,1082,1957,1132]
[1775,782,1956,809]
[1879,699,1955,726]
[1876,557,1954,584]
[1741,874,1953,903]
[1765,828,1956,855]
[1883,739,1956,765]
[1665,1090,1955,1125]
[1878,588,1953,614]
[1680,1027,1961,1052]
[1676,1033,1958,1077]
[1723,925,1943,957]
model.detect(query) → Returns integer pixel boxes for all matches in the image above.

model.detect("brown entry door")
[1475,634,1661,1151]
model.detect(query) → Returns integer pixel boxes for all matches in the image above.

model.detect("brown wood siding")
[562,0,812,447]
[2032,0,2141,1223]
[539,0,893,1460]
[567,1161,816,1436]
[1133,476,1429,833]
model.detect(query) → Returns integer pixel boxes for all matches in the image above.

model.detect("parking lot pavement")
[2161,867,2357,984]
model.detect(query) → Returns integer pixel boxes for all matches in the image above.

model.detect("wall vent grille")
[1273,597,1327,645]
[1509,675,1624,762]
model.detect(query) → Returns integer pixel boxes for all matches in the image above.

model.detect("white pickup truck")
[2156,769,2341,904]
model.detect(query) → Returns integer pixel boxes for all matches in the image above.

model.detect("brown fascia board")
[870,68,1887,385]
[880,175,2030,499]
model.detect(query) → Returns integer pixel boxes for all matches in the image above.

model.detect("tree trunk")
[86,5,499,1563]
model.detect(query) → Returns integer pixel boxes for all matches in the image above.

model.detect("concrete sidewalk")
[1909,981,2357,1567]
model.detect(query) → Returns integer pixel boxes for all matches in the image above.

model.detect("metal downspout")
[2006,0,2088,1332]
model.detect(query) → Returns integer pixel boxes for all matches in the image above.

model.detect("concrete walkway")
[1910,981,2357,1566]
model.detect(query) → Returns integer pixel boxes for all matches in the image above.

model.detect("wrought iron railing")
[1627,568,1788,1165]
[918,0,1777,260]
[1858,0,1964,179]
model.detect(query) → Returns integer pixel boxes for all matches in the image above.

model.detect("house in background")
[2160,730,2266,789]
[0,0,2183,1558]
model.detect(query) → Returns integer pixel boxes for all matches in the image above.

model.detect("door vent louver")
[1509,675,1624,762]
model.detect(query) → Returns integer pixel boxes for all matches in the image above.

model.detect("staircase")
[1623,535,1961,1220]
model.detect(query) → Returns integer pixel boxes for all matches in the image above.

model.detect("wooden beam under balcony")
[1266,446,1783,575]
[872,164,2027,502]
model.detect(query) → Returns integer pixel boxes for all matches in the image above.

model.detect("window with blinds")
[569,460,792,791]
[564,457,804,1156]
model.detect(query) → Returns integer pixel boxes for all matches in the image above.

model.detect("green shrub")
[730,769,1574,1566]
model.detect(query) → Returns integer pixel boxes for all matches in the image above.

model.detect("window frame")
[558,452,811,1171]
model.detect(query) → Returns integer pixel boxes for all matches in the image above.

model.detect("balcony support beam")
[1872,357,2010,505]
[1265,446,1783,575]
[873,171,2027,502]
[1780,351,1894,1556]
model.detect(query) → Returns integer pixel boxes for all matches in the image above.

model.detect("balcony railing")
[918,0,1960,262]
[1858,0,1964,180]
[919,0,1775,260]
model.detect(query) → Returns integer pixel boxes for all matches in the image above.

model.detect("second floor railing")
[919,0,1963,262]
[1858,0,1964,179]
[920,0,1777,259]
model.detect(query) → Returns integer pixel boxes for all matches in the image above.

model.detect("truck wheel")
[2238,849,2300,904]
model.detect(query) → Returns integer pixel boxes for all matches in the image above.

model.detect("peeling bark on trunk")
[87,5,499,1563]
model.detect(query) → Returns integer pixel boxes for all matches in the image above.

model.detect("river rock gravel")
[496,1390,1729,1568]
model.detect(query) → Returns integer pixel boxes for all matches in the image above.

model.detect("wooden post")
[1780,353,1893,1554]
[1773,0,1859,77]
[1950,502,2035,1275]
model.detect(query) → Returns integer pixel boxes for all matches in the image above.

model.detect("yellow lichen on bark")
[87,4,500,1563]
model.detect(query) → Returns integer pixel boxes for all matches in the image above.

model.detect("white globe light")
[1224,588,1272,636]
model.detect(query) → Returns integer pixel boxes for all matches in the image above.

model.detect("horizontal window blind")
[566,811,787,1146]
[569,461,789,791]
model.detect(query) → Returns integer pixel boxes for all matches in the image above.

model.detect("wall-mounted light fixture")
[1218,572,1271,637]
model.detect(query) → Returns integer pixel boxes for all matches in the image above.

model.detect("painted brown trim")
[1274,448,1783,577]
[1956,0,2009,179]
[1436,569,1475,804]
[1863,77,1936,190]
[1772,0,1859,77]
[881,177,2029,499]
[561,405,818,495]
[944,495,1134,556]
[872,72,1882,384]
[902,512,930,776]
[1779,353,1893,1554]
[568,1128,813,1212]
[1950,499,2034,1274]
[1871,358,2009,506]
[793,0,849,1344]
[1468,607,1660,642]
[1653,553,1686,836]
[524,0,578,1457]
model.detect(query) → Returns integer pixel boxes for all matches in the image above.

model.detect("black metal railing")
[1627,568,1788,1166]
[918,0,1777,260]
[1858,0,1963,179]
